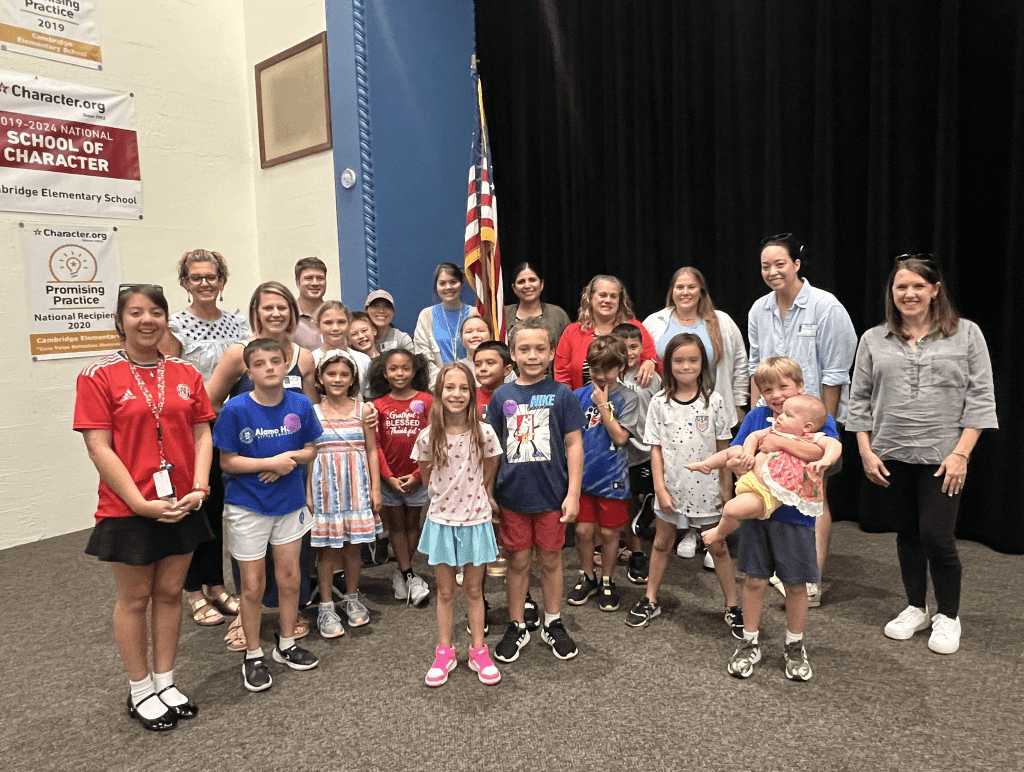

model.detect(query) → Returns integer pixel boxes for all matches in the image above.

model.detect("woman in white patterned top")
[160,249,249,629]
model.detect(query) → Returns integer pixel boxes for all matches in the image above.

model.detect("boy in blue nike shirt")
[566,336,639,612]
[215,339,323,692]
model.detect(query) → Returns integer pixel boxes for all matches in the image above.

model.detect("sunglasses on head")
[894,253,935,266]
[119,283,164,294]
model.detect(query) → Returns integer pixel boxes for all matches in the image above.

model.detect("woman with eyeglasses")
[747,233,857,606]
[75,284,215,730]
[160,250,250,629]
[847,255,997,655]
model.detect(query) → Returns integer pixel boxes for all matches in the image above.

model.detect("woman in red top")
[555,274,658,390]
[74,285,214,732]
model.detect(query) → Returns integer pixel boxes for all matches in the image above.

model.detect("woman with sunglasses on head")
[504,262,571,361]
[75,284,215,731]
[748,233,857,606]
[847,255,997,655]
[161,250,250,629]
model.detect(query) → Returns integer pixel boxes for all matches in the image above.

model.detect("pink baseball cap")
[365,289,395,308]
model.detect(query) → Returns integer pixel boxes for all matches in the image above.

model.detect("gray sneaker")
[317,603,344,639]
[784,641,813,681]
[341,593,370,627]
[727,638,762,678]
[407,575,430,606]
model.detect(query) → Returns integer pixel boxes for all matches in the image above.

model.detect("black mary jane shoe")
[157,686,198,720]
[126,693,178,732]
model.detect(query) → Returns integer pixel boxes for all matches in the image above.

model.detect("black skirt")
[85,510,214,566]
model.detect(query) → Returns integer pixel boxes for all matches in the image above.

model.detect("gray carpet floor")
[1,521,1021,772]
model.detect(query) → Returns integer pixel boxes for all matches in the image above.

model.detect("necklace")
[439,304,467,361]
[673,310,700,326]
[127,352,169,469]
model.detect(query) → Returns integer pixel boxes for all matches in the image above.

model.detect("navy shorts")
[736,518,820,585]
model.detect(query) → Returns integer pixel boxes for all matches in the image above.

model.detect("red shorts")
[500,509,566,552]
[577,494,628,530]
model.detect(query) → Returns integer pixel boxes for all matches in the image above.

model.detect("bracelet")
[952,450,970,462]
[192,484,211,495]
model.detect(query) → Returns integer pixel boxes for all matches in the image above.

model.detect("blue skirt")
[417,520,498,567]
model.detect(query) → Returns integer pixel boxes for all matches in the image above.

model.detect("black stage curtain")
[475,0,1024,554]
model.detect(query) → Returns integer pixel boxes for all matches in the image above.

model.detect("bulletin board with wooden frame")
[255,31,333,169]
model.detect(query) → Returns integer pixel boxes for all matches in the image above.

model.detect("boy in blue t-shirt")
[566,336,639,613]
[214,339,322,693]
[724,357,840,683]
[488,318,585,663]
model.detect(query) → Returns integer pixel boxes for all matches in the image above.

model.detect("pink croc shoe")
[469,645,501,685]
[425,645,457,687]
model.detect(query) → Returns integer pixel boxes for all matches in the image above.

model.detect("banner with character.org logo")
[0,69,142,219]
[23,221,121,360]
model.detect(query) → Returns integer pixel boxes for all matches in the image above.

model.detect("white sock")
[153,670,187,707]
[278,636,295,651]
[245,647,264,660]
[129,675,165,720]
[319,601,334,612]
[743,629,759,644]
[785,630,803,645]
[544,612,560,627]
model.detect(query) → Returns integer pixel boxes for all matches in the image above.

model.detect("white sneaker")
[768,574,786,597]
[884,605,930,640]
[806,583,822,607]
[407,575,430,606]
[676,531,697,558]
[928,614,961,654]
[392,572,409,601]
[455,569,464,586]
[702,550,715,570]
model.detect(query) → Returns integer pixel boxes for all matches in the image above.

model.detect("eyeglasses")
[119,283,163,294]
[894,253,934,264]
[187,274,220,286]
[761,232,793,245]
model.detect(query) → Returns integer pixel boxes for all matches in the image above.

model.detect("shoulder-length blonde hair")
[426,362,485,471]
[248,281,299,335]
[577,274,636,329]
[665,267,724,365]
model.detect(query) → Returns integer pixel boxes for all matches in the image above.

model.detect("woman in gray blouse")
[847,255,997,656]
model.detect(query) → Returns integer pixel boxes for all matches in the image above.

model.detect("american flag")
[464,54,505,341]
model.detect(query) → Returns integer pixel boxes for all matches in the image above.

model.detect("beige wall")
[243,0,340,298]
[0,0,339,549]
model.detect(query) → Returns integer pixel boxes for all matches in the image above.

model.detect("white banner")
[22,220,120,360]
[0,70,142,218]
[0,0,101,69]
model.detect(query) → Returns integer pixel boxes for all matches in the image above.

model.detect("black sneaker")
[784,641,813,681]
[566,571,598,606]
[466,599,491,636]
[624,597,661,628]
[493,621,530,663]
[630,493,656,540]
[541,618,578,660]
[523,594,541,630]
[242,655,273,692]
[272,637,319,671]
[597,578,619,612]
[724,605,744,640]
[626,551,649,584]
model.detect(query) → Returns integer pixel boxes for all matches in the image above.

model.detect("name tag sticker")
[798,324,817,337]
[283,375,302,390]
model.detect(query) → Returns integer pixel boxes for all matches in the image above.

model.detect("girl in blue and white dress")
[307,350,382,637]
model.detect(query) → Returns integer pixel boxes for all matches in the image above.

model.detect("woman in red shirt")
[74,285,214,731]
[554,274,658,390]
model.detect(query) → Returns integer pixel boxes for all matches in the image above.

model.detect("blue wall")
[327,0,477,334]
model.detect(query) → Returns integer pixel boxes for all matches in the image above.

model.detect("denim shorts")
[736,518,820,585]
[380,483,430,509]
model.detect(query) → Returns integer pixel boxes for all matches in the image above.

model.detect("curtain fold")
[474,0,1023,552]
